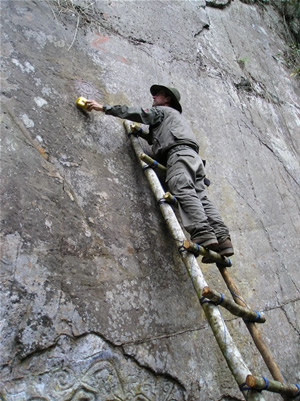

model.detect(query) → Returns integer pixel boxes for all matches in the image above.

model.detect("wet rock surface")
[1,0,299,400]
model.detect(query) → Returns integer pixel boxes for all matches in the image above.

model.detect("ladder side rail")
[124,121,265,401]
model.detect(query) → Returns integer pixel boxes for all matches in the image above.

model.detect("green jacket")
[104,105,199,163]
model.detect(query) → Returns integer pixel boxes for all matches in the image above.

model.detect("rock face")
[1,0,299,400]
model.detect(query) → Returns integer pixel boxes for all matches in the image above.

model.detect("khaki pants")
[165,148,230,245]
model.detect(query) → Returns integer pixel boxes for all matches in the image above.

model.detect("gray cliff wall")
[1,0,299,400]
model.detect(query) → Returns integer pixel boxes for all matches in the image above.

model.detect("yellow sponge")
[76,96,87,108]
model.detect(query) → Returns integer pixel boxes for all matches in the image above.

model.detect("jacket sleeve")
[103,105,164,126]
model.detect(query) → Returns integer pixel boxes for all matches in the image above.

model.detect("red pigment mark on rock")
[127,246,134,255]
[119,56,128,63]
[91,34,109,49]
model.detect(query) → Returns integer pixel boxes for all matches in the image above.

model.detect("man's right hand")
[85,100,104,112]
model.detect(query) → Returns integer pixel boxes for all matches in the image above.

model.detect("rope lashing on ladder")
[178,245,186,254]
[215,292,224,305]
[200,292,224,306]
[158,198,167,205]
[192,242,200,254]
[261,377,269,390]
[143,160,158,170]
[229,289,249,307]
[243,310,262,323]
[200,296,211,305]
[158,194,177,205]
[240,382,252,395]
[128,125,143,137]
[294,384,300,398]
[169,195,177,204]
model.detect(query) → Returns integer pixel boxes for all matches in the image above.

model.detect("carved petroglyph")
[73,78,104,101]
[1,335,184,401]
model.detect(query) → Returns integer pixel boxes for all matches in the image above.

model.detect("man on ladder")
[85,85,234,258]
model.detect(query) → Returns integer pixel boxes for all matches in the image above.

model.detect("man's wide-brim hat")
[150,84,182,113]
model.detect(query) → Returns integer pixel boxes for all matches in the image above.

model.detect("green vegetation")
[273,0,300,44]
[238,56,249,64]
[288,42,300,76]
[274,42,300,77]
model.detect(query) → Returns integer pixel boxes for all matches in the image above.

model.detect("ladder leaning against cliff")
[124,121,300,401]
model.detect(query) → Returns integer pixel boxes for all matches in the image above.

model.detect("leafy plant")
[238,57,249,63]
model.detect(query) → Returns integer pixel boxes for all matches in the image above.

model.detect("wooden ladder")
[124,121,299,401]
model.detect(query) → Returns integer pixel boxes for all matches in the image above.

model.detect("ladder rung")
[246,375,300,398]
[163,192,177,205]
[202,287,266,323]
[182,240,232,267]
[140,153,167,171]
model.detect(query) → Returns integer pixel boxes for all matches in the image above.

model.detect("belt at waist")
[167,144,198,159]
